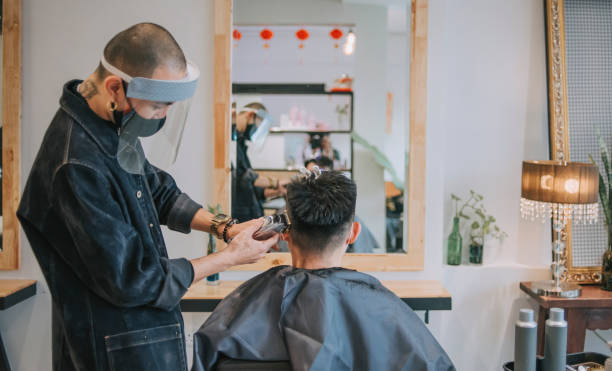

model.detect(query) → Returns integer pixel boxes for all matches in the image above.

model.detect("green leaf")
[471,221,480,229]
[599,173,611,226]
[475,209,486,220]
[451,193,461,201]
[459,212,470,219]
[597,130,611,186]
[494,225,500,232]
[207,204,223,214]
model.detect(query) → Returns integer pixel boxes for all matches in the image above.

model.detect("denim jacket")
[17,80,202,371]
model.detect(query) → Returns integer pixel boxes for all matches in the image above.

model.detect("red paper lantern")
[330,28,343,40]
[260,28,274,40]
[296,28,309,41]
[232,29,242,40]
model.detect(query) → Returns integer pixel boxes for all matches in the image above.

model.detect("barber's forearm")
[190,208,220,235]
[253,176,277,188]
[190,251,233,283]
[263,188,282,199]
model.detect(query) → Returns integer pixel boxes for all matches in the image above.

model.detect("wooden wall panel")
[0,0,22,270]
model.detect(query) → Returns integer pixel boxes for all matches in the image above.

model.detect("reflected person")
[232,102,287,221]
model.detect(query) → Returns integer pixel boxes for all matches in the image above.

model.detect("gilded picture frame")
[544,0,611,284]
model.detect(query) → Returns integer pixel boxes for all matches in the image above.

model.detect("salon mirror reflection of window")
[229,1,410,256]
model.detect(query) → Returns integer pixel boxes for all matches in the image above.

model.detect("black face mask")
[245,123,257,139]
[232,122,257,141]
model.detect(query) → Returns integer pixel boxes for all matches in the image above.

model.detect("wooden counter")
[181,279,451,315]
[0,279,36,310]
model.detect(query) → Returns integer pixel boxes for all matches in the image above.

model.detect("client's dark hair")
[316,156,334,170]
[286,171,356,252]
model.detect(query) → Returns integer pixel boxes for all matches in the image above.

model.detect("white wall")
[1,1,609,370]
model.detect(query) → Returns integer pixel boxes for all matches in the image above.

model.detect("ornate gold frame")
[545,0,601,283]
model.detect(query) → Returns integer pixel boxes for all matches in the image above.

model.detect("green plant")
[206,204,224,255]
[589,133,612,244]
[451,190,507,246]
[207,204,223,215]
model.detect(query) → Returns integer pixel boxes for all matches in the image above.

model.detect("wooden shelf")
[268,129,352,134]
[0,279,36,310]
[181,279,451,312]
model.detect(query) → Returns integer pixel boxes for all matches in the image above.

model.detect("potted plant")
[452,190,507,264]
[205,204,223,285]
[589,133,612,290]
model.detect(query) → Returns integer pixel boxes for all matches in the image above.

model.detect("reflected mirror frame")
[213,0,427,271]
[0,0,21,270]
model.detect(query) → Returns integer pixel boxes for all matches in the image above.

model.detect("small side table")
[520,281,612,356]
[0,280,36,371]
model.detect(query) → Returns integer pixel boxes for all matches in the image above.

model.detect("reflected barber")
[17,23,277,371]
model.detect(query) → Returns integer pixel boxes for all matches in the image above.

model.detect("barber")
[231,102,286,222]
[17,23,277,371]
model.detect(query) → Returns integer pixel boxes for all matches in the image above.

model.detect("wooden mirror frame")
[0,0,21,270]
[544,0,604,284]
[212,0,428,271]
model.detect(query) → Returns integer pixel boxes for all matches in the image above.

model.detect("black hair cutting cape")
[192,266,455,371]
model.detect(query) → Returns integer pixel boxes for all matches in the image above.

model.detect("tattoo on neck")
[77,80,99,99]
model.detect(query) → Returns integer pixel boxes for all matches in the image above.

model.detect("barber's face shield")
[242,108,273,152]
[100,56,200,174]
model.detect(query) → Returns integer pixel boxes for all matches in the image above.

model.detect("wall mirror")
[545,0,612,283]
[213,0,427,271]
[0,0,21,270]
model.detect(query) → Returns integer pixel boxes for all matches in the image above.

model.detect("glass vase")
[602,245,612,291]
[469,244,483,264]
[206,234,220,285]
[447,217,462,265]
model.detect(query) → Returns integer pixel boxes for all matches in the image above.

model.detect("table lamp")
[520,160,599,298]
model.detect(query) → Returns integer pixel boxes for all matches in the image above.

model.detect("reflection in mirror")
[231,2,409,254]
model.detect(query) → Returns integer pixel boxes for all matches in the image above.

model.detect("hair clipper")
[252,213,290,240]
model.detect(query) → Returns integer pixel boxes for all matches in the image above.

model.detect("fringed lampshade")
[521,160,599,224]
[519,160,599,298]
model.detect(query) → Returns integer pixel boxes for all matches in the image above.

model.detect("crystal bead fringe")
[520,198,599,224]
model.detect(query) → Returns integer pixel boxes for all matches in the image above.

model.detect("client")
[192,170,455,371]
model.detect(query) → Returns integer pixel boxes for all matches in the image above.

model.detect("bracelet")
[223,219,238,243]
[211,213,232,240]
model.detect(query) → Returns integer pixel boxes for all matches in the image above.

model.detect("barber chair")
[214,356,292,371]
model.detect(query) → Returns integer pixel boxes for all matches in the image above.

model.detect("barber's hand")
[226,218,261,240]
[220,219,279,266]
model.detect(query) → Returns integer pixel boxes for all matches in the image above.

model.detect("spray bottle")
[542,307,567,371]
[514,308,537,371]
